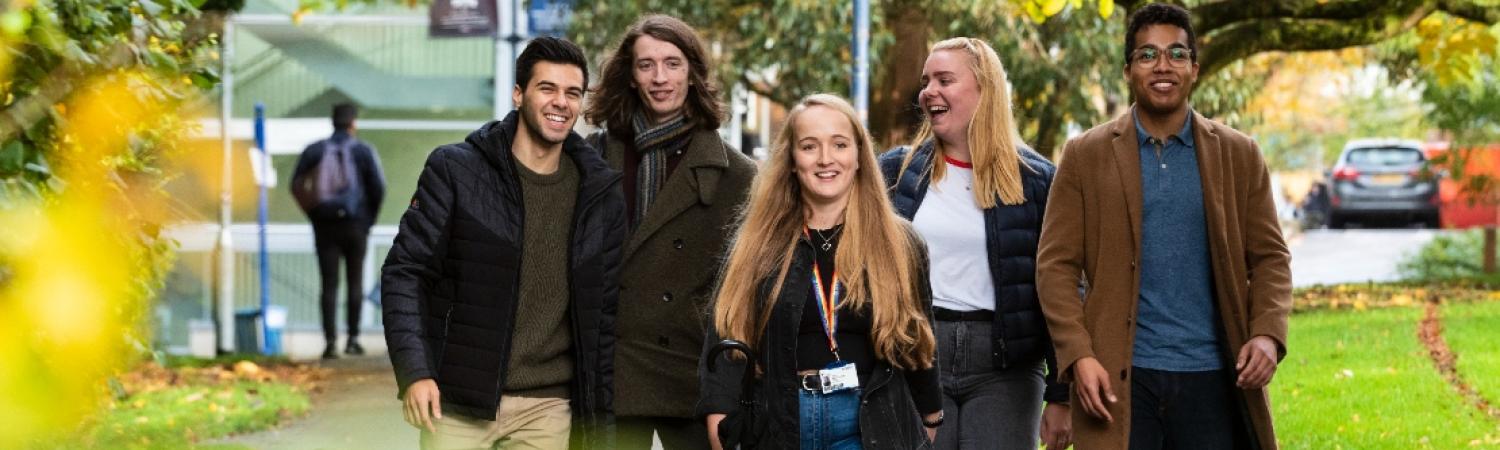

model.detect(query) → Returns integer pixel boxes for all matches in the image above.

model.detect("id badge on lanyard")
[810,246,858,394]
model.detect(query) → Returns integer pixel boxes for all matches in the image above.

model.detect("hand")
[403,379,442,433]
[1071,357,1116,423]
[1039,403,1073,448]
[1236,335,1280,389]
[706,413,727,450]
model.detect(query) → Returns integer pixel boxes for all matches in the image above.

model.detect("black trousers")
[616,416,710,450]
[312,220,369,345]
[1129,366,1254,450]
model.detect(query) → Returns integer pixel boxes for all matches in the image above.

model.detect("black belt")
[933,307,995,322]
[797,372,822,392]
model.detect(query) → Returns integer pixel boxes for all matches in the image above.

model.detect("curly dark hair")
[1125,3,1197,66]
[585,14,725,140]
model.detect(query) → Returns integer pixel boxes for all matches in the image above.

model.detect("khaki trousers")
[421,396,571,450]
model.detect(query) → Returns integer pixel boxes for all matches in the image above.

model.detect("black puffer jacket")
[381,112,625,447]
[879,141,1068,404]
[698,234,939,449]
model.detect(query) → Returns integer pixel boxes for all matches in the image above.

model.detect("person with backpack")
[291,102,387,360]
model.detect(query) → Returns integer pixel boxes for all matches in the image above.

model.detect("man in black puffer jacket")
[381,37,624,449]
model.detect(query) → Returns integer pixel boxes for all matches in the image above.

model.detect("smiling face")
[632,35,691,124]
[791,105,860,210]
[513,61,585,147]
[919,49,982,148]
[1126,24,1199,117]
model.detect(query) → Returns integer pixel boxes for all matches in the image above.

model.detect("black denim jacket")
[697,235,938,449]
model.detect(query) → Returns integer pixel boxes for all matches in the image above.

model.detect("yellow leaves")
[291,7,311,26]
[1019,0,1113,22]
[181,392,205,404]
[1414,15,1498,88]
[0,70,184,447]
[233,361,263,377]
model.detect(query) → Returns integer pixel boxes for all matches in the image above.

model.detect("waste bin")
[263,305,287,355]
[234,309,261,354]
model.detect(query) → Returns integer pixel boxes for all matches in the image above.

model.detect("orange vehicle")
[1423,142,1500,229]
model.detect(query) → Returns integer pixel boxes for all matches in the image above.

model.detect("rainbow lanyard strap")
[805,226,844,362]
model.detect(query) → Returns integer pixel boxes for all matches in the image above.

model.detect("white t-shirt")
[912,159,996,312]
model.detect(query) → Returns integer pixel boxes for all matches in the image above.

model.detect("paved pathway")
[1289,228,1450,287]
[212,356,415,450]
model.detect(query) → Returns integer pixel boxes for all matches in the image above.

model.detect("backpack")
[293,138,364,222]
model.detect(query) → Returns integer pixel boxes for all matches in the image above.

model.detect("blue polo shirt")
[1132,111,1225,371]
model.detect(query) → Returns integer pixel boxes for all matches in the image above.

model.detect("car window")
[1346,147,1423,165]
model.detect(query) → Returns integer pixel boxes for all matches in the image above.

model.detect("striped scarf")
[631,112,694,226]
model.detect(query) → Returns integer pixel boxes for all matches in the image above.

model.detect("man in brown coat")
[1036,4,1292,449]
[583,14,757,450]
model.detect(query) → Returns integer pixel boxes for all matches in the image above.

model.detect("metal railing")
[155,222,397,354]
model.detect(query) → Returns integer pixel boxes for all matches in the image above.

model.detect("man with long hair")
[1037,4,1292,449]
[382,36,624,449]
[584,14,756,450]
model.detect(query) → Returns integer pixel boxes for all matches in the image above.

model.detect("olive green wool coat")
[598,128,757,419]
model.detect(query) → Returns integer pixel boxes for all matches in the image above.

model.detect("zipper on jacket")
[569,169,619,424]
[493,166,526,410]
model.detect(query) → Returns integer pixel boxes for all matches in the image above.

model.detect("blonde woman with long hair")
[698,94,942,449]
[877,38,1070,450]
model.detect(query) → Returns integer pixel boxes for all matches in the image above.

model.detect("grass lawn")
[81,381,308,448]
[1442,300,1500,412]
[34,358,318,449]
[1272,306,1499,449]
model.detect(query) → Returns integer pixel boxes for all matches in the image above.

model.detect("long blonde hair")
[712,94,935,370]
[902,37,1030,208]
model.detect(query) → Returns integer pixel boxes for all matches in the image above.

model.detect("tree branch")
[1437,0,1500,23]
[1193,0,1428,35]
[1197,4,1436,77]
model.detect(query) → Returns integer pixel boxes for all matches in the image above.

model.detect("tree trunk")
[1485,226,1496,274]
[869,0,929,150]
[1028,72,1071,159]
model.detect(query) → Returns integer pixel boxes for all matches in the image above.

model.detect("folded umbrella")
[707,339,765,449]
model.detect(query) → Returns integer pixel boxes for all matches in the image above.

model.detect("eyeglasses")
[1130,46,1193,67]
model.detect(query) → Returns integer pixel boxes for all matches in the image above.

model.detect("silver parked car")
[1327,139,1440,229]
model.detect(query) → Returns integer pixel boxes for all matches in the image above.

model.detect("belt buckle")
[800,373,821,392]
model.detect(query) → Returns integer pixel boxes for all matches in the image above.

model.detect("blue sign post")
[253,102,274,355]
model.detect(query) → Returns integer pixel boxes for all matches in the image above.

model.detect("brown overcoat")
[1036,109,1292,449]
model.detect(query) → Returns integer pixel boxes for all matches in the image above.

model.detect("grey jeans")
[933,319,1044,450]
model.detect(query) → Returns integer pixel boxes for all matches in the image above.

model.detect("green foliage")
[1272,306,1498,448]
[1,0,219,202]
[59,381,309,449]
[1398,230,1495,282]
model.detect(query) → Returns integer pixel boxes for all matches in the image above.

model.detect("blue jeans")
[799,387,863,450]
[933,319,1044,450]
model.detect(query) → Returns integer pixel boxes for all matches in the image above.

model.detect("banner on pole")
[430,0,498,38]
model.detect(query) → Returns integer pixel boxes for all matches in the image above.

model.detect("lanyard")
[805,227,844,361]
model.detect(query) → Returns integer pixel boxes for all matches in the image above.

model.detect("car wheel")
[1424,212,1441,229]
[1328,213,1346,229]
